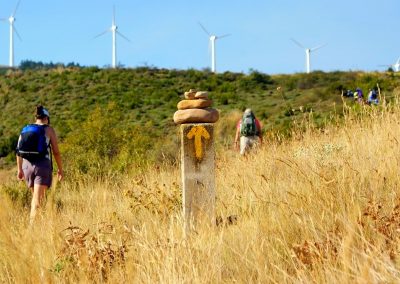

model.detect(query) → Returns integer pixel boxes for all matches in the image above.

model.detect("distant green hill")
[1,67,399,168]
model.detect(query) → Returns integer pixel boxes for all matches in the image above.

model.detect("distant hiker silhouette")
[354,87,364,104]
[16,105,64,225]
[234,108,263,155]
[367,89,379,105]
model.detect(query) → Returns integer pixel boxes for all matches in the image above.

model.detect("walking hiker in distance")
[354,87,364,104]
[16,105,64,225]
[234,108,263,155]
[367,88,379,105]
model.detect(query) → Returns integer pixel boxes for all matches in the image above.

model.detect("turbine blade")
[12,0,22,17]
[0,18,8,21]
[117,31,131,42]
[291,38,305,49]
[198,22,211,36]
[217,33,231,39]
[396,56,400,65]
[94,29,110,39]
[311,43,327,52]
[14,25,22,41]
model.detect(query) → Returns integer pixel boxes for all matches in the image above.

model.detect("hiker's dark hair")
[35,105,48,119]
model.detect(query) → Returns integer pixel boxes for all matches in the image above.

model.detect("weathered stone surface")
[174,108,219,124]
[177,99,212,110]
[184,92,195,99]
[184,89,197,99]
[195,91,209,99]
[181,123,215,232]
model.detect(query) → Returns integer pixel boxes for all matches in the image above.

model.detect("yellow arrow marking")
[187,126,210,160]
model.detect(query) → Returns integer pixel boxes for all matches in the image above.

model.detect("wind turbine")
[1,0,22,68]
[199,23,230,73]
[94,6,130,69]
[291,38,325,74]
[379,56,400,72]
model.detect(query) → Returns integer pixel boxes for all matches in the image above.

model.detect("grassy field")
[1,67,400,166]
[1,94,400,282]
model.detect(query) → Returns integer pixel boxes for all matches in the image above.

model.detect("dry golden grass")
[2,102,400,282]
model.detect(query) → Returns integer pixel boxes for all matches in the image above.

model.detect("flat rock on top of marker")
[195,91,209,99]
[173,108,219,124]
[184,89,197,99]
[177,99,212,110]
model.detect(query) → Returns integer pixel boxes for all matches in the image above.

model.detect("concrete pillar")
[181,123,215,232]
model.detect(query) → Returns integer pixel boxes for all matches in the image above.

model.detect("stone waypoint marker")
[173,89,219,232]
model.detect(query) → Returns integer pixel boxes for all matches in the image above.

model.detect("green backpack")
[240,113,258,136]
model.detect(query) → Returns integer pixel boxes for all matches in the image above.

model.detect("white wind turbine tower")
[291,38,326,74]
[95,6,130,69]
[1,0,22,68]
[199,23,230,73]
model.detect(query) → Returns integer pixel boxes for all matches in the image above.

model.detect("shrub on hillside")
[61,104,155,178]
[0,135,18,158]
[214,92,237,105]
[248,70,274,86]
[1,182,31,208]
[327,82,344,95]
[238,70,274,91]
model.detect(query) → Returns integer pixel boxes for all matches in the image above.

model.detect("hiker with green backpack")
[234,108,263,155]
[16,105,64,225]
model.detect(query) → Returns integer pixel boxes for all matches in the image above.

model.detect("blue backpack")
[16,124,49,161]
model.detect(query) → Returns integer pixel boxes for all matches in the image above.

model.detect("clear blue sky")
[1,0,399,74]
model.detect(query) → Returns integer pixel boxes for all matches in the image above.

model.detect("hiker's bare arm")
[16,154,24,180]
[47,127,64,180]
[234,127,240,149]
[257,122,263,145]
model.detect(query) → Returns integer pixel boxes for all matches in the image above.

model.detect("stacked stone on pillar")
[173,89,219,124]
[173,89,219,233]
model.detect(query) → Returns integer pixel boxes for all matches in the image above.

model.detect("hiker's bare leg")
[30,184,47,225]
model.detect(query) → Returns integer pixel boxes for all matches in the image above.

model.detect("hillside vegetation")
[1,95,400,282]
[1,67,399,170]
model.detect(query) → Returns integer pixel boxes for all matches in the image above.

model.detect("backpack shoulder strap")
[41,125,51,147]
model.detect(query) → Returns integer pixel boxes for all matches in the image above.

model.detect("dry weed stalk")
[124,180,181,217]
[58,223,128,280]
[360,199,400,260]
[292,227,342,268]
